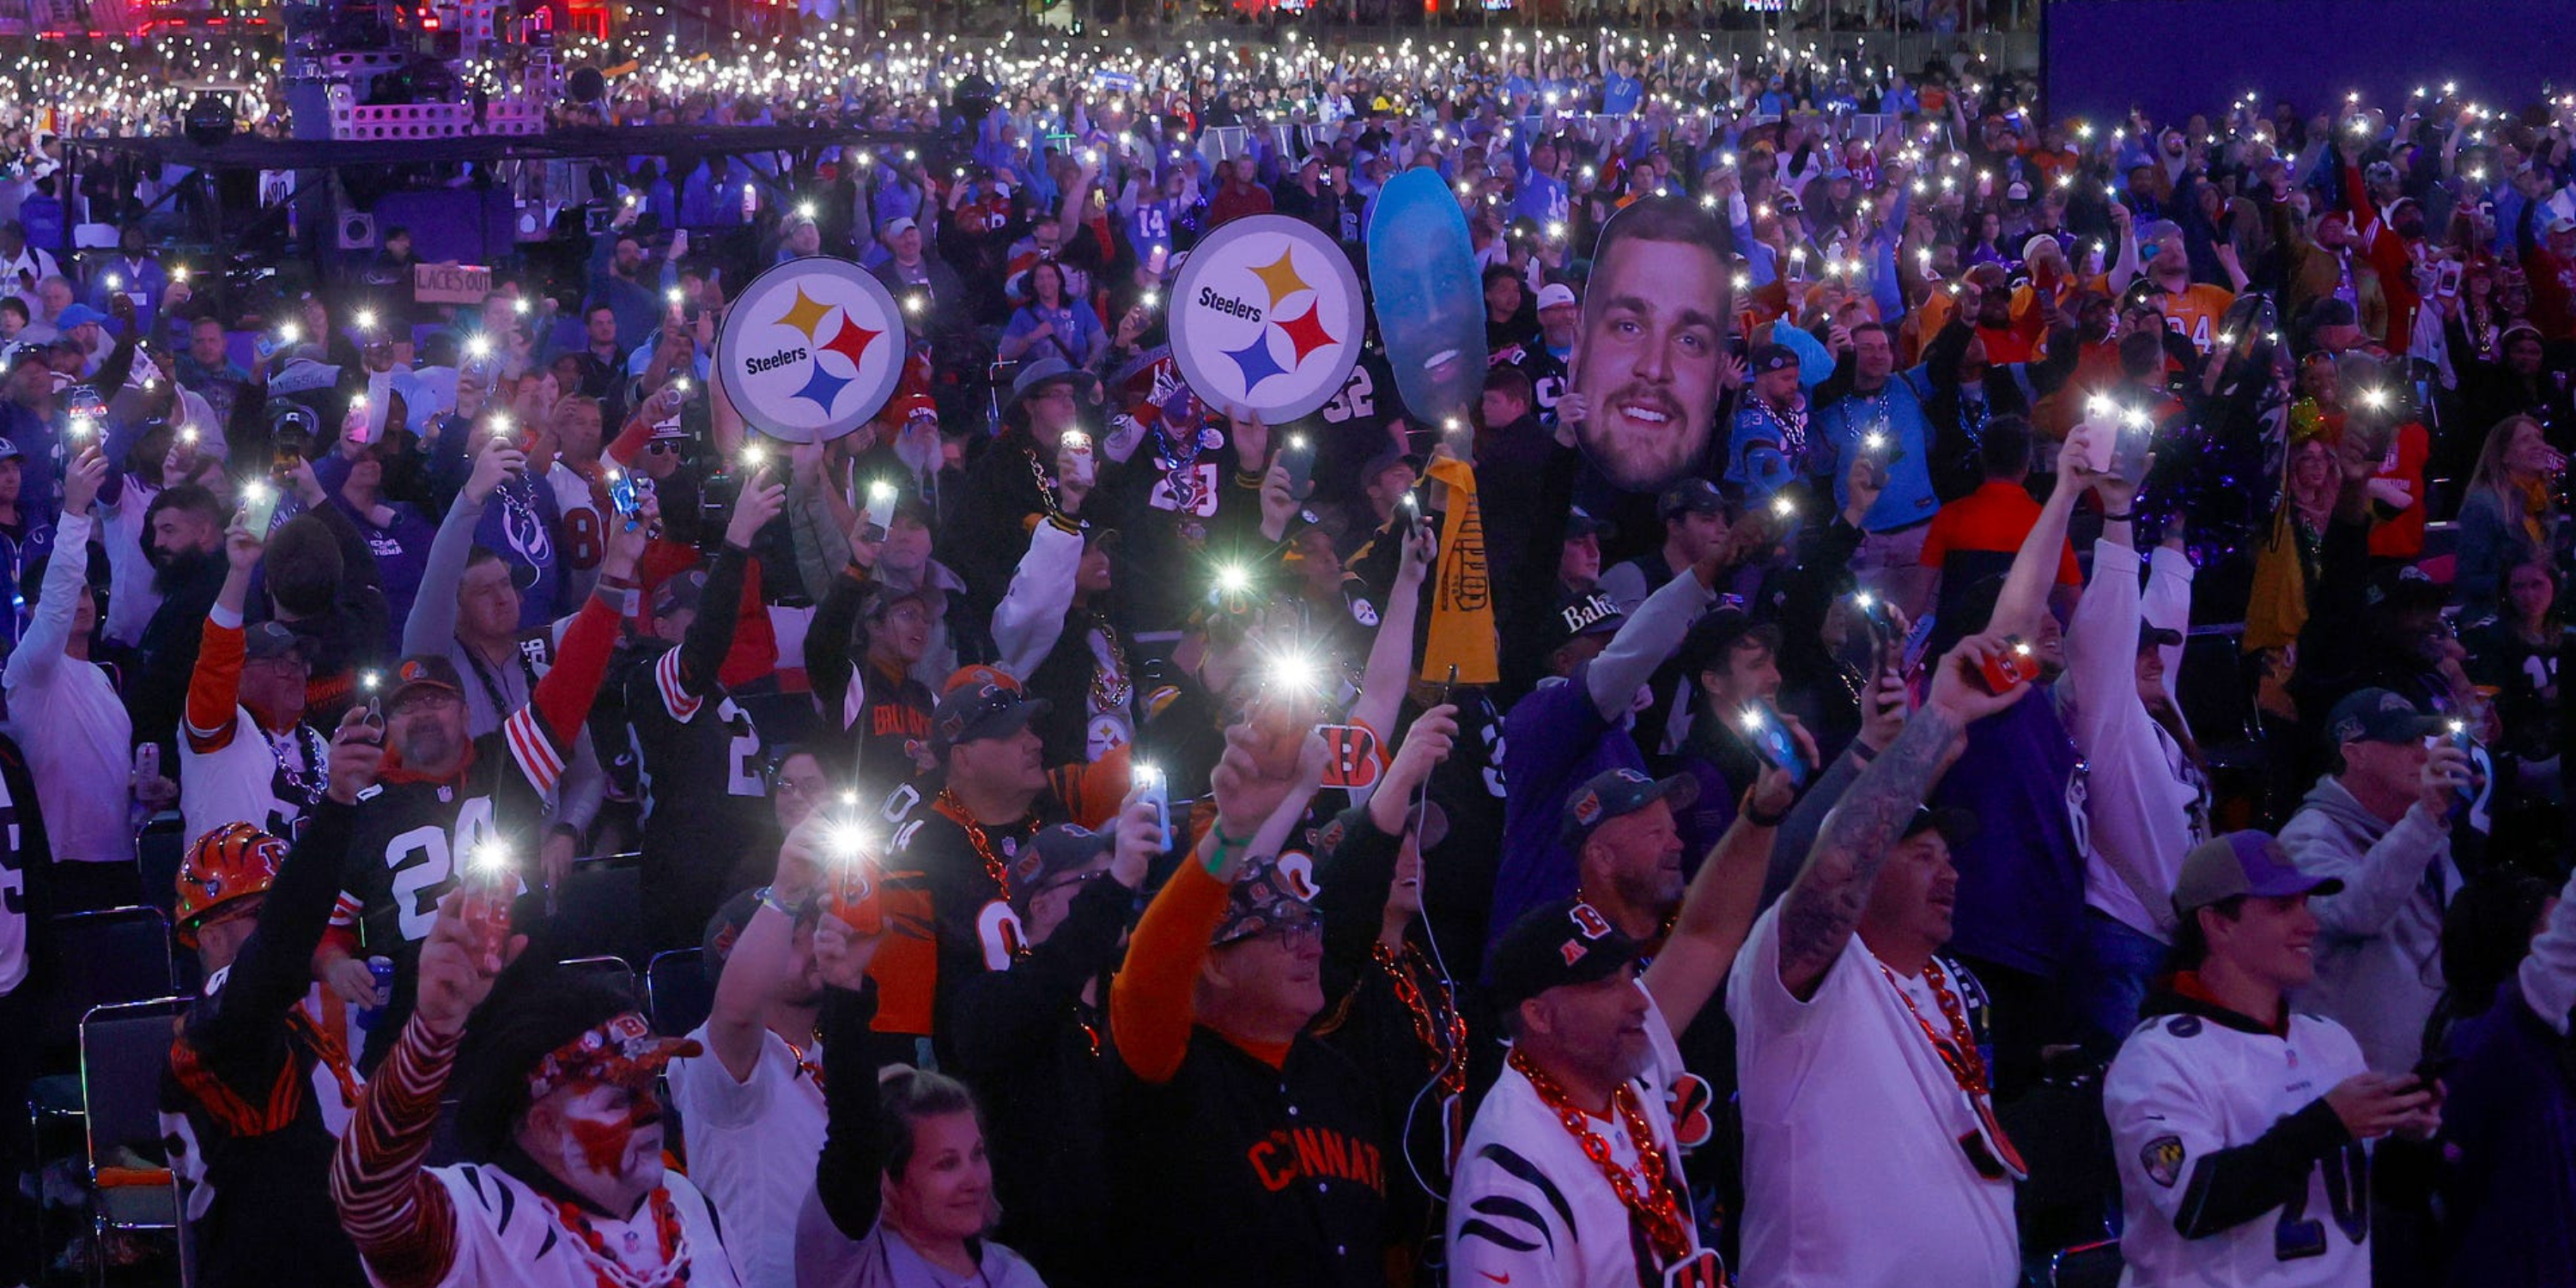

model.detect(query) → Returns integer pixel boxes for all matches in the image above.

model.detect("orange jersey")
[2152,283,2238,355]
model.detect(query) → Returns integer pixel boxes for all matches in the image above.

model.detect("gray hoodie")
[2277,775,2457,1074]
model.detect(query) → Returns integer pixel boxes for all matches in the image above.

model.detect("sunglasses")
[645,440,683,455]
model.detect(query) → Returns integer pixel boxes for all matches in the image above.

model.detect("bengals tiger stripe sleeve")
[329,1014,464,1288]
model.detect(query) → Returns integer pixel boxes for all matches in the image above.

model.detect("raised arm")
[1646,720,1807,1030]
[331,890,523,1288]
[1774,636,2022,999]
[1585,547,1721,719]
[1987,421,2093,641]
[990,514,1084,679]
[1348,519,1431,744]
[3,447,103,692]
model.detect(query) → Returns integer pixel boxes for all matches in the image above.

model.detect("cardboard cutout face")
[1570,196,1735,494]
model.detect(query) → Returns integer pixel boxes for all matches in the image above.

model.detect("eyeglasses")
[390,690,463,718]
[1034,868,1106,901]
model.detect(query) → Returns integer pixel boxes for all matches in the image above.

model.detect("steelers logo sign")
[1168,215,1364,423]
[715,257,905,444]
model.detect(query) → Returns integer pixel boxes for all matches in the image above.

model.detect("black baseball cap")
[1564,505,1616,541]
[1545,590,1625,657]
[1007,823,1114,914]
[2324,688,2444,746]
[1901,805,1980,848]
[1657,477,1726,520]
[244,621,314,665]
[1489,897,1643,1012]
[1749,343,1798,375]
[387,653,465,706]
[2138,623,2184,651]
[1560,766,1700,846]
[931,674,1052,754]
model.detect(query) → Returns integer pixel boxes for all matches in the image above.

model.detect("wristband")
[754,885,799,917]
[1848,739,1879,765]
[2101,510,2135,523]
[1744,797,1793,829]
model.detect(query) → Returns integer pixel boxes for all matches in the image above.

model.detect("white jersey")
[180,705,325,850]
[0,753,27,996]
[1447,979,1720,1288]
[2104,1005,2372,1288]
[1727,907,2020,1287]
[665,1025,828,1288]
[404,1163,739,1288]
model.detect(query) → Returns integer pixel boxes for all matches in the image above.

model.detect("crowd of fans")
[0,24,2572,1288]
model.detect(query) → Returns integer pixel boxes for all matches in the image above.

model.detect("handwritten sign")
[414,262,493,305]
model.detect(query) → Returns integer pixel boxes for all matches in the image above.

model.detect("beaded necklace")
[1875,956,2028,1181]
[1507,1048,1694,1267]
[1374,942,1466,1098]
[548,1188,691,1288]
[933,789,1038,899]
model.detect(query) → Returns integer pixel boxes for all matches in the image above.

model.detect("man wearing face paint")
[331,896,743,1288]
[1564,196,1735,500]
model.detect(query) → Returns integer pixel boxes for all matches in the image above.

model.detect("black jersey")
[162,801,369,1288]
[620,543,765,951]
[334,589,625,1069]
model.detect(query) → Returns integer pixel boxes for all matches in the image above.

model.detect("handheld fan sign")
[716,258,907,444]
[1166,215,1365,423]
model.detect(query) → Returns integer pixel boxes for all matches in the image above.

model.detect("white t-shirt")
[181,705,321,850]
[2104,1006,2372,1288]
[665,1025,827,1288]
[1727,906,2020,1287]
[420,1162,738,1288]
[1447,980,1716,1287]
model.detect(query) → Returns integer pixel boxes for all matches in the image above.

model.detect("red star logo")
[1273,301,1338,367]
[819,311,882,372]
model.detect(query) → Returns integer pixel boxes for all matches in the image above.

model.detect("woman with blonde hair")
[2454,414,2566,623]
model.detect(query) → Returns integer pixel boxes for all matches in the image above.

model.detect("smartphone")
[607,469,641,528]
[826,859,884,936]
[1279,433,1316,499]
[1147,245,1169,276]
[2441,719,2479,814]
[1976,635,2040,694]
[860,479,895,543]
[1848,590,1896,675]
[1858,428,1901,490]
[239,480,282,534]
[1134,761,1171,850]
[1737,700,1808,787]
[2437,258,2463,298]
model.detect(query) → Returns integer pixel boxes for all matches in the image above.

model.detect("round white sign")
[1166,215,1365,423]
[714,256,906,443]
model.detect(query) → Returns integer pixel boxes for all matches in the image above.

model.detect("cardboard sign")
[1166,215,1364,424]
[1568,194,1739,494]
[1315,723,1382,789]
[714,256,905,444]
[414,262,493,305]
[1364,169,1486,428]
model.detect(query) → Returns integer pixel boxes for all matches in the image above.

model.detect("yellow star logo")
[773,287,834,340]
[1247,246,1311,308]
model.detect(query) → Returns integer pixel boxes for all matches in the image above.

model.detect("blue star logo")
[792,361,851,413]
[1223,331,1287,394]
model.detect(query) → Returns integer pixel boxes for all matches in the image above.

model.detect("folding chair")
[646,948,714,1038]
[79,997,191,1288]
[136,813,188,920]
[2049,1239,2123,1288]
[558,955,638,1008]
[552,855,647,969]
[37,907,178,1068]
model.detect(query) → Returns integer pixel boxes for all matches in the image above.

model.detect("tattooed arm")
[1773,633,2031,1000]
